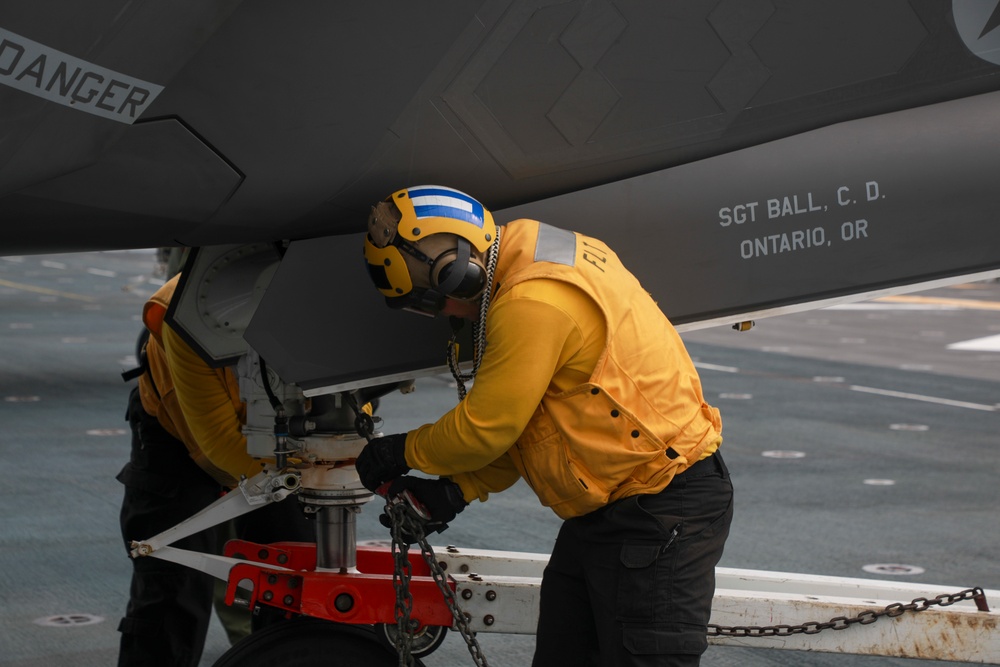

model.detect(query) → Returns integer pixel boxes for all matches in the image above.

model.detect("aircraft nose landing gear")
[208,365,443,666]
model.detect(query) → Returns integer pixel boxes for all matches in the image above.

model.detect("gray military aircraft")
[5,0,1000,381]
[2,2,999,665]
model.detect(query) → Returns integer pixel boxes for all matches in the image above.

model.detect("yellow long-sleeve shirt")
[138,275,263,488]
[406,278,606,503]
[404,220,720,516]
[161,324,263,486]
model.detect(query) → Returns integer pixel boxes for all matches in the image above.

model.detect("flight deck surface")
[1,250,996,666]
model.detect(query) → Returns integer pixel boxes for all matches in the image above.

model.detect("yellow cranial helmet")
[363,185,497,315]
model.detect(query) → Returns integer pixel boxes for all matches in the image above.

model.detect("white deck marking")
[694,362,739,373]
[947,333,1000,352]
[850,385,996,412]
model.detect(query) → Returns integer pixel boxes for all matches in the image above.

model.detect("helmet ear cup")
[431,249,486,300]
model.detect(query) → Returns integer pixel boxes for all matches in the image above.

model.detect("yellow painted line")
[874,295,1000,311]
[0,278,96,302]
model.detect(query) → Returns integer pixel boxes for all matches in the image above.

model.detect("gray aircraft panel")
[244,91,1000,391]
[2,2,1000,252]
[502,91,1000,325]
[243,234,473,392]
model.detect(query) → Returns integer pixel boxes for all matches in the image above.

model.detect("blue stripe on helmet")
[409,186,485,228]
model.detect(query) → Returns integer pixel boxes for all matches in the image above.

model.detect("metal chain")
[389,510,416,666]
[448,227,501,401]
[708,587,989,638]
[387,500,490,667]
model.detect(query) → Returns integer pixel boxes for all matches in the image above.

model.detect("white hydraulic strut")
[147,546,292,582]
[129,469,300,558]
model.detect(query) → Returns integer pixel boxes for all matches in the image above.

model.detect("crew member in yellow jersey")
[357,185,734,666]
[116,274,312,667]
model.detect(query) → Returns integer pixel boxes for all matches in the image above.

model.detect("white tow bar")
[428,545,999,663]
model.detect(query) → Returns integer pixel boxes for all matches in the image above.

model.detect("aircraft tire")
[374,621,448,658]
[212,616,423,667]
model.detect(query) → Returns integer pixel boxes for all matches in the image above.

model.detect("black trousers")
[533,452,733,667]
[117,387,313,667]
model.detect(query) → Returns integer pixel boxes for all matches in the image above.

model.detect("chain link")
[708,587,988,638]
[387,500,490,667]
[447,227,501,401]
[389,509,417,666]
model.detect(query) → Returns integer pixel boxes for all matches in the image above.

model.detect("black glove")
[355,434,410,492]
[379,476,467,543]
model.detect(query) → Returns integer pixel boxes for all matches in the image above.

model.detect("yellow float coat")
[406,219,721,519]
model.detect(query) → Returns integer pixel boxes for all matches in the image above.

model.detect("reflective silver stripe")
[534,222,576,266]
